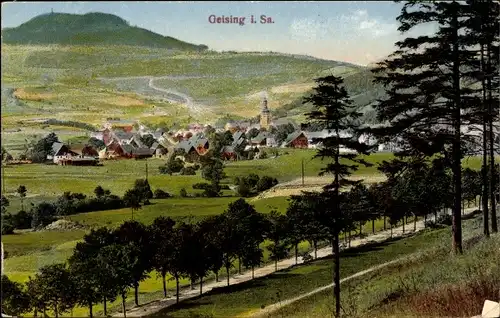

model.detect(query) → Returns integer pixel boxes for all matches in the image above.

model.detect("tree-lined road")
[115,206,480,317]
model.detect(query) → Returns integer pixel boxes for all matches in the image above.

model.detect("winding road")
[99,75,211,115]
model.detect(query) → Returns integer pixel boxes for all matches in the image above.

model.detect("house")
[233,131,244,143]
[101,140,129,159]
[129,147,154,159]
[221,145,237,161]
[58,157,99,166]
[251,132,274,147]
[102,128,114,145]
[69,144,99,158]
[114,131,135,145]
[284,131,309,148]
[128,135,146,148]
[49,142,78,164]
[151,142,168,158]
[190,135,210,155]
[90,130,104,141]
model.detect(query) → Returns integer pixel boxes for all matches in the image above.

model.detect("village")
[9,96,398,167]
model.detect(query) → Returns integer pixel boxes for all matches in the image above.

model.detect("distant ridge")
[1,12,208,50]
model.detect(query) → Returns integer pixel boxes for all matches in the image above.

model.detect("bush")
[302,253,313,263]
[180,166,196,175]
[2,221,14,235]
[154,189,171,199]
[54,193,125,216]
[257,151,268,159]
[436,214,452,226]
[192,183,210,190]
[424,220,446,229]
[236,182,253,198]
[12,210,32,229]
[256,176,278,192]
[159,158,184,175]
[235,174,278,197]
[180,188,188,197]
[220,184,230,190]
[30,202,57,229]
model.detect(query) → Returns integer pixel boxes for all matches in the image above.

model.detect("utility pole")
[301,158,305,186]
[2,163,5,194]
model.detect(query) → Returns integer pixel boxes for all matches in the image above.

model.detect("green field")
[2,150,486,215]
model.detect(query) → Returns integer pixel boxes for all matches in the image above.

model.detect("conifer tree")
[371,1,479,253]
[304,75,372,317]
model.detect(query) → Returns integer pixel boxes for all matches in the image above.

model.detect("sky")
[1,1,435,66]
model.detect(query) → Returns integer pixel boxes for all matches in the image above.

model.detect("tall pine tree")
[462,0,500,235]
[304,75,372,317]
[371,1,479,253]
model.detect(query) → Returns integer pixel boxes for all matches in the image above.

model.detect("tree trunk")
[238,256,242,274]
[122,293,127,318]
[435,211,438,222]
[134,282,139,306]
[252,265,255,279]
[414,215,417,231]
[190,279,194,290]
[402,218,405,233]
[383,216,387,231]
[348,231,351,248]
[54,304,58,318]
[451,8,463,254]
[215,271,219,283]
[487,43,498,234]
[359,223,362,236]
[390,224,393,238]
[88,301,93,318]
[372,220,375,234]
[405,215,408,225]
[313,240,317,259]
[295,243,298,265]
[34,307,38,317]
[333,233,341,318]
[176,275,180,304]
[104,295,107,316]
[162,273,167,298]
[199,276,203,295]
[226,264,230,287]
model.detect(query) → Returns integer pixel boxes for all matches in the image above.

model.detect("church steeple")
[260,94,270,129]
[261,96,269,113]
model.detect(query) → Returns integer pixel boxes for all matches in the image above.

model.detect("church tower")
[260,95,270,130]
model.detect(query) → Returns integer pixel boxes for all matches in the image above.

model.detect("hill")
[1,12,208,50]
[272,68,386,124]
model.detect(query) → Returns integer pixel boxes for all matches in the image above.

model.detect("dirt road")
[252,175,386,201]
